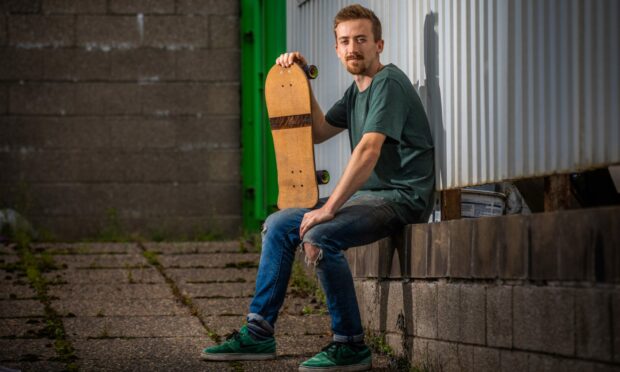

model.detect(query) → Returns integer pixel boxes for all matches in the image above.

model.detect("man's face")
[334,19,384,75]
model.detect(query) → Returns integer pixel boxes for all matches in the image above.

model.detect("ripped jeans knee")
[301,242,323,267]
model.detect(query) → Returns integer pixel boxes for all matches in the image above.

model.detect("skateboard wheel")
[316,170,330,185]
[303,64,319,80]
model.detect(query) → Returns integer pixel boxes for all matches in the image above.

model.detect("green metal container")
[240,0,286,231]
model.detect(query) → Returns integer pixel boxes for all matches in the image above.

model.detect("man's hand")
[275,51,308,68]
[299,207,335,239]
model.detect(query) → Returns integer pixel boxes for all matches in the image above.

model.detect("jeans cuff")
[246,313,274,334]
[333,333,364,343]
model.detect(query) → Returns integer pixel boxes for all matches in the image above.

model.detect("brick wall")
[0,0,241,239]
[346,206,620,371]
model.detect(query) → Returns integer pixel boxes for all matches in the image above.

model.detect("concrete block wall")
[346,206,620,371]
[0,0,241,239]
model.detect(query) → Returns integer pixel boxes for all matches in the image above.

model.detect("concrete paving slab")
[72,337,211,361]
[1,269,28,285]
[201,315,245,336]
[44,268,164,284]
[0,339,58,362]
[0,244,18,255]
[77,357,229,372]
[0,283,37,299]
[64,316,206,339]
[194,297,251,317]
[47,283,173,300]
[53,298,189,317]
[158,253,260,268]
[225,354,392,372]
[1,361,66,372]
[200,314,331,338]
[143,241,244,254]
[275,314,331,337]
[166,268,256,284]
[0,255,20,266]
[0,318,46,338]
[0,299,45,318]
[177,282,255,298]
[33,242,140,255]
[276,334,332,357]
[279,296,325,316]
[52,254,148,269]
[239,357,306,371]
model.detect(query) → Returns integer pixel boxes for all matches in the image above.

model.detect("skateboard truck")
[303,64,319,80]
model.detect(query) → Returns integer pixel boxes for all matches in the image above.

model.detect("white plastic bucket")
[461,189,506,218]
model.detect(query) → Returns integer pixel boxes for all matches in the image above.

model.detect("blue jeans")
[248,193,406,343]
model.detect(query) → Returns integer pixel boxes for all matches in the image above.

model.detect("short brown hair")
[333,4,382,42]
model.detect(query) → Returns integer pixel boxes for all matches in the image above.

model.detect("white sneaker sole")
[201,351,276,361]
[298,363,371,371]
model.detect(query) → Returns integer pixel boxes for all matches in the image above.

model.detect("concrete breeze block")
[459,284,486,345]
[385,281,408,334]
[109,0,175,14]
[437,282,460,342]
[575,288,612,361]
[410,224,429,278]
[473,346,500,372]
[143,15,208,48]
[448,219,472,278]
[499,214,528,279]
[413,282,437,338]
[429,223,448,278]
[9,15,75,47]
[176,0,239,15]
[42,0,107,14]
[77,16,141,48]
[486,285,512,348]
[472,216,499,278]
[513,286,575,356]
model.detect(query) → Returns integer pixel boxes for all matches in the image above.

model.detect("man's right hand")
[275,51,307,68]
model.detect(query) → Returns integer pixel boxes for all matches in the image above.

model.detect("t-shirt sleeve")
[325,94,348,129]
[363,78,408,142]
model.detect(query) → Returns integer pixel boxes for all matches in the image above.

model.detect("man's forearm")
[309,88,344,144]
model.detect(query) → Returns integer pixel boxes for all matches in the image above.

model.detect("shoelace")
[321,341,344,354]
[225,330,241,341]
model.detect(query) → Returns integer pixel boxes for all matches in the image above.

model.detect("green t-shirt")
[325,64,435,223]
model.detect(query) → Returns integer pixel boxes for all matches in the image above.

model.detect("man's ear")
[376,39,384,53]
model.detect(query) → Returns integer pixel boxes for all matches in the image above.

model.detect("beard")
[345,54,366,75]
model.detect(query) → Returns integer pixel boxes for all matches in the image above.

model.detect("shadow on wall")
[415,11,445,193]
[376,11,446,360]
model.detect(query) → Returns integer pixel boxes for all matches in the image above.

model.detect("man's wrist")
[322,199,340,216]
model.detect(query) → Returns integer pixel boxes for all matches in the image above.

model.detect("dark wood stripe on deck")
[269,114,312,130]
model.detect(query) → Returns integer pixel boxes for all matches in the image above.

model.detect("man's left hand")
[299,207,335,239]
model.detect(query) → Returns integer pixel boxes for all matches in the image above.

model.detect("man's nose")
[346,43,359,55]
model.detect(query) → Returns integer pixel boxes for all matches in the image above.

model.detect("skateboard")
[265,63,329,209]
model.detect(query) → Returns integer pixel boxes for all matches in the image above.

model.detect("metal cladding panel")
[287,0,619,192]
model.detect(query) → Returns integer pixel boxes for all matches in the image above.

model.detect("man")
[202,4,434,371]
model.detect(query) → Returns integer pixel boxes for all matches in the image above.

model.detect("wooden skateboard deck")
[265,64,319,209]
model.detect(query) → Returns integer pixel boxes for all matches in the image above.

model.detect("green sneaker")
[201,325,276,361]
[299,341,372,371]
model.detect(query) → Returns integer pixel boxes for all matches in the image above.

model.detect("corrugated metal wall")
[287,0,619,192]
